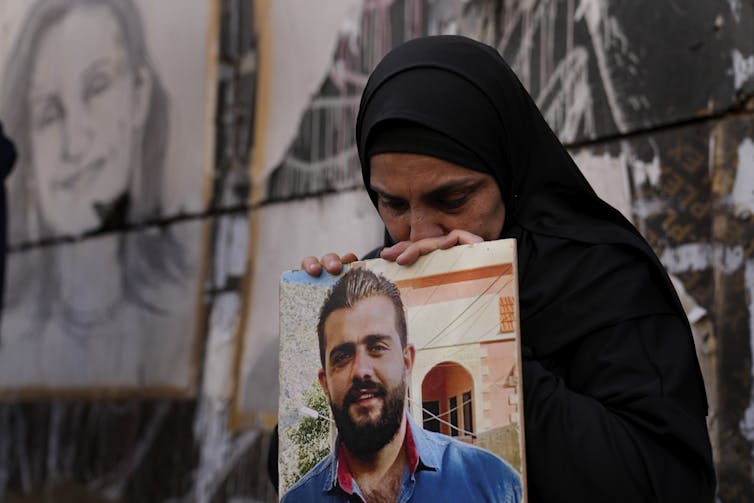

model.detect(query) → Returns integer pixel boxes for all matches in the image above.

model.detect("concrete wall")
[1,0,753,501]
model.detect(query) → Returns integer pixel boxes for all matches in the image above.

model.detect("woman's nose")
[408,209,445,242]
[61,108,92,162]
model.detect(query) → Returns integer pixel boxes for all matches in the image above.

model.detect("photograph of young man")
[282,267,521,503]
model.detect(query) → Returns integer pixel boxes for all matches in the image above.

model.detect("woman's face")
[28,5,149,235]
[369,153,506,243]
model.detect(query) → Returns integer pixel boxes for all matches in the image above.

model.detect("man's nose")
[408,208,444,242]
[351,348,374,380]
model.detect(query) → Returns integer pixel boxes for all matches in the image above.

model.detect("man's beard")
[331,376,406,459]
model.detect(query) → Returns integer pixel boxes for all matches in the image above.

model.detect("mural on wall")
[0,221,205,392]
[264,0,426,201]
[710,117,754,500]
[260,0,751,204]
[0,0,216,394]
[568,118,754,500]
[428,0,748,143]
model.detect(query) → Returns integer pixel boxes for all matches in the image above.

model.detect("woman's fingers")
[439,229,485,248]
[300,252,359,277]
[381,230,485,266]
[320,253,345,274]
[394,238,444,265]
[341,252,359,265]
[379,241,412,261]
[304,230,485,275]
[301,256,323,276]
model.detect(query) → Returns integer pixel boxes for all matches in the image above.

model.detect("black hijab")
[355,35,696,364]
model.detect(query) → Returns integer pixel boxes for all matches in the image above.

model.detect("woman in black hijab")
[300,36,715,501]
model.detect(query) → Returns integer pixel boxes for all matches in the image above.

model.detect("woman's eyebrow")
[423,178,484,199]
[372,188,401,200]
[371,177,484,200]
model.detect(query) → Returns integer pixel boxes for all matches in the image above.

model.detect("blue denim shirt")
[281,414,522,502]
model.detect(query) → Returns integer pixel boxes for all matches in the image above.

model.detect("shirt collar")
[405,413,441,472]
[326,413,440,496]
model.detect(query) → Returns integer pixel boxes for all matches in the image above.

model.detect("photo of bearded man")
[281,268,521,503]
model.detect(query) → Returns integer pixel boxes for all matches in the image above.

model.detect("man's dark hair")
[317,268,407,368]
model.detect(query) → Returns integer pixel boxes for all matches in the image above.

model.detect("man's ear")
[403,343,415,374]
[318,368,330,401]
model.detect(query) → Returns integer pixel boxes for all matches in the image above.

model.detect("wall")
[1,1,753,502]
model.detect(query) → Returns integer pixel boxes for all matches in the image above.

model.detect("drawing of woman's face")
[28,5,150,235]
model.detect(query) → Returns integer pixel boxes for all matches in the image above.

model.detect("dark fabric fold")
[0,122,16,311]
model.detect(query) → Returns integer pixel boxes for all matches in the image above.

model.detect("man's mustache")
[343,378,387,407]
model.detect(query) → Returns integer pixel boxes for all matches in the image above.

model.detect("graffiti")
[660,244,713,273]
[731,137,754,218]
[265,0,745,201]
[427,0,664,141]
[627,140,661,189]
[729,0,743,23]
[659,243,746,276]
[741,259,754,479]
[733,49,754,90]
[570,148,632,221]
[266,0,426,200]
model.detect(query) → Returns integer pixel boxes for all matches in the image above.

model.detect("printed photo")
[278,239,526,502]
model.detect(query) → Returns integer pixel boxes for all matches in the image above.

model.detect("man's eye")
[369,344,388,353]
[331,352,351,366]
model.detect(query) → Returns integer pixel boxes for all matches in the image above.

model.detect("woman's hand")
[301,252,359,276]
[380,229,484,265]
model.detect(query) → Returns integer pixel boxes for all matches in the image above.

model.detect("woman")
[302,36,715,501]
[0,0,184,346]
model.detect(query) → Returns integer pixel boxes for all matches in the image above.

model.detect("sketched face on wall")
[28,4,151,235]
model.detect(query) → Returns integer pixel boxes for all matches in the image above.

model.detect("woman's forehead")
[371,153,483,177]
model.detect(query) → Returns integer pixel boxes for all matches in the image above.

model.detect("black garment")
[355,36,715,502]
[0,121,16,311]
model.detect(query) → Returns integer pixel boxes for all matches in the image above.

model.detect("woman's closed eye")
[378,195,409,213]
[434,194,470,211]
